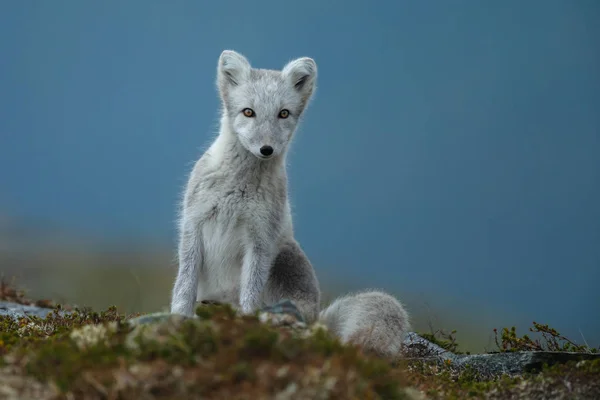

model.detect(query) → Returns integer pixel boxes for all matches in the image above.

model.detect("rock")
[403,332,459,361]
[260,299,305,323]
[0,301,57,319]
[452,351,600,377]
[402,332,600,377]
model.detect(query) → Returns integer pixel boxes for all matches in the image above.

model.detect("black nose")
[260,145,273,156]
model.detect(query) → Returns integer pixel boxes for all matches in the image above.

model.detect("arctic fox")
[170,50,410,359]
[318,290,411,359]
[170,50,321,322]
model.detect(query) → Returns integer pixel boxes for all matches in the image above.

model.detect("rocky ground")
[1,283,599,399]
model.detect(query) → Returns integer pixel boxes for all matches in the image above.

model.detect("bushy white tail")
[318,290,411,359]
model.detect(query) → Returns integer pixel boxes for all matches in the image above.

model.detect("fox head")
[216,50,317,160]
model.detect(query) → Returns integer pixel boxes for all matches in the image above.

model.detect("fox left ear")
[282,57,317,104]
[217,50,251,103]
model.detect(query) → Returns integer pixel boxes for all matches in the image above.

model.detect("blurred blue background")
[1,0,599,351]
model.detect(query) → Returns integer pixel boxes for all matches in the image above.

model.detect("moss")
[2,279,598,399]
[240,325,280,358]
[195,301,237,320]
[305,326,347,357]
[2,301,412,399]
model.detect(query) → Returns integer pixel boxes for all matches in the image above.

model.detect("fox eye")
[278,109,290,119]
[242,108,255,117]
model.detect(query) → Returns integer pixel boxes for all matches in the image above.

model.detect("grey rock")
[452,351,600,377]
[402,331,600,377]
[403,332,459,361]
[0,301,57,319]
[260,299,305,323]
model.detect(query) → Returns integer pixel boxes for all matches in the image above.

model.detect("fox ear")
[282,57,317,103]
[217,50,251,100]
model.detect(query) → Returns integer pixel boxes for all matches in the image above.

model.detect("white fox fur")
[170,50,320,322]
[318,290,411,359]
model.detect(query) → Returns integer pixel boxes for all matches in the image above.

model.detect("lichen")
[2,279,599,399]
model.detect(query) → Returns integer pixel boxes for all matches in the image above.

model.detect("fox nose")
[260,145,273,157]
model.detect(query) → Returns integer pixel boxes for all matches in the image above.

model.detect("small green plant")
[494,322,598,353]
[419,325,466,354]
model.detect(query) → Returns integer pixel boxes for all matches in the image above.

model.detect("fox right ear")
[281,57,318,107]
[217,50,251,100]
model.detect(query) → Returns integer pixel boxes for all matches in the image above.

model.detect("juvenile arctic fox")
[318,290,411,359]
[170,50,320,322]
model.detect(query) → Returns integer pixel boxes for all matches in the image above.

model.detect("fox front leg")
[170,222,203,316]
[239,229,277,315]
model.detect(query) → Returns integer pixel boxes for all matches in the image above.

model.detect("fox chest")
[197,186,280,271]
[194,198,246,303]
[200,194,248,271]
[194,187,279,302]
